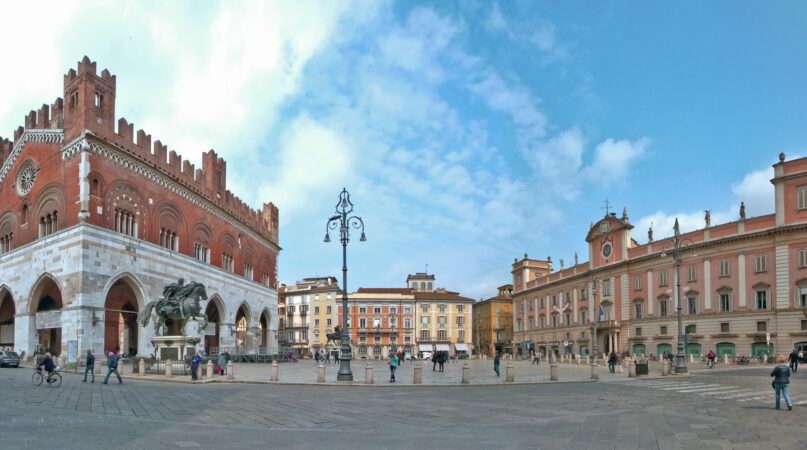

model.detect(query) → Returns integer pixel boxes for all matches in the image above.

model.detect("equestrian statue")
[138,278,208,336]
[326,325,342,345]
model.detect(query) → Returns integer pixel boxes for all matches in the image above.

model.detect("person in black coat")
[789,349,799,373]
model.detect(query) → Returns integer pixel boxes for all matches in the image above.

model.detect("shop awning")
[435,344,451,351]
[418,344,434,352]
[454,344,469,352]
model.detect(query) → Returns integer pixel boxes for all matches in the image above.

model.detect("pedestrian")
[439,352,446,372]
[532,353,540,365]
[83,349,95,383]
[608,352,617,373]
[494,352,501,377]
[191,351,200,380]
[103,351,122,384]
[789,349,799,373]
[315,350,320,364]
[432,352,437,371]
[398,351,404,365]
[771,355,793,410]
[388,352,398,382]
[217,353,227,376]
[334,351,340,363]
[325,351,331,364]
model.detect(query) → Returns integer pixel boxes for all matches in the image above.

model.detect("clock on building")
[602,242,612,258]
[15,159,39,196]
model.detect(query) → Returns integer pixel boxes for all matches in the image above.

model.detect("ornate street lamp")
[589,272,599,367]
[324,188,366,381]
[660,218,696,374]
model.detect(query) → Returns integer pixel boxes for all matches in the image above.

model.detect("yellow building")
[473,284,514,356]
[310,280,340,354]
[414,288,474,356]
[279,276,339,356]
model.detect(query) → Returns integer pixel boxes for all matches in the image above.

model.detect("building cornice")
[62,133,281,254]
[513,222,807,298]
[0,129,64,183]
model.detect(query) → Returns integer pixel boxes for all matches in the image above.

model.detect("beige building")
[513,154,807,362]
[279,277,339,356]
[473,284,514,356]
[414,285,474,355]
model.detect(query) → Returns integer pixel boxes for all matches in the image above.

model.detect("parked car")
[0,350,20,368]
[420,351,432,360]
[457,352,469,360]
[404,352,414,361]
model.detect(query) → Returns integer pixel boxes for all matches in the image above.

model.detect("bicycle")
[32,368,62,388]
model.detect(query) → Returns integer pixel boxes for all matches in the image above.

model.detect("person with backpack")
[83,350,95,383]
[771,355,793,410]
[388,353,399,382]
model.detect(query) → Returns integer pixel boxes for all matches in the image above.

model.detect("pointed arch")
[205,294,227,321]
[102,272,146,311]
[27,272,62,314]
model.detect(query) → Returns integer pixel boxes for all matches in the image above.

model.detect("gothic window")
[159,228,177,251]
[114,208,137,237]
[222,253,234,272]
[194,242,209,263]
[0,232,12,253]
[244,263,253,280]
[39,211,58,237]
[91,178,100,197]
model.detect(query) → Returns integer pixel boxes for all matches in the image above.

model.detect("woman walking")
[389,353,399,383]
[771,355,793,410]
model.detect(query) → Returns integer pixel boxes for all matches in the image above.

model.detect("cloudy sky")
[1,1,805,300]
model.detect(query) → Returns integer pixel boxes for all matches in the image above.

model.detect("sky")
[1,1,806,300]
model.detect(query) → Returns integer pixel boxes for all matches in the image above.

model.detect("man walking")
[608,352,617,373]
[103,351,122,384]
[83,350,95,383]
[790,349,799,373]
[494,352,501,377]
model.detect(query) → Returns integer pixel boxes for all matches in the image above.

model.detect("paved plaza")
[2,361,807,449]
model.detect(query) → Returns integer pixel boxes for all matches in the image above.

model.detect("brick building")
[0,57,279,359]
[513,154,807,362]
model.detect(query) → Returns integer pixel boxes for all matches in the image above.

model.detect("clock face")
[15,160,38,196]
[602,242,612,258]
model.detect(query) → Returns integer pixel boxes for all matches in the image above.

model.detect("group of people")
[190,349,231,379]
[431,351,450,372]
[313,350,332,364]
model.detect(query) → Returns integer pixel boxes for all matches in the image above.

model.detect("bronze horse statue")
[139,279,208,336]
[325,325,342,345]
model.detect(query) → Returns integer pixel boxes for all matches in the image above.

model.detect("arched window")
[91,178,100,196]
[114,208,137,237]
[39,210,58,237]
[21,205,27,225]
[159,227,177,251]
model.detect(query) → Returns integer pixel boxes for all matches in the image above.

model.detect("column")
[776,246,790,309]
[704,259,711,310]
[647,270,654,315]
[573,288,578,323]
[78,149,90,221]
[738,253,746,308]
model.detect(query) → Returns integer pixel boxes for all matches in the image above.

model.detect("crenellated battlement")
[4,56,278,244]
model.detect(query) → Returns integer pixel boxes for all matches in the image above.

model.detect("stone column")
[591,363,599,380]
[629,360,636,377]
[206,360,213,378]
[662,360,669,376]
[462,362,470,384]
[165,360,172,378]
[413,363,422,384]
[226,360,234,380]
[505,362,514,382]
[365,363,374,384]
[271,360,279,381]
[139,358,145,376]
[550,363,558,381]
[317,363,325,383]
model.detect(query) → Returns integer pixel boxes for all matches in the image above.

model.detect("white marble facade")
[0,222,278,358]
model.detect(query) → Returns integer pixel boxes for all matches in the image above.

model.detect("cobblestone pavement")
[2,365,806,449]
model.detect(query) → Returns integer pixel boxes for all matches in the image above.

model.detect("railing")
[130,359,190,376]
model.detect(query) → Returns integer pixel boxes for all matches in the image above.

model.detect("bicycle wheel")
[48,372,62,388]
[32,371,43,386]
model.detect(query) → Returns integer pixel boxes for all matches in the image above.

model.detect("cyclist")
[707,350,716,368]
[37,352,57,383]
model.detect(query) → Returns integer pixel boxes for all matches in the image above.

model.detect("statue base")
[152,336,201,361]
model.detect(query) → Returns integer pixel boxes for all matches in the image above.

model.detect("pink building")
[512,153,807,361]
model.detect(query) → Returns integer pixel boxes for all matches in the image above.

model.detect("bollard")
[139,358,145,376]
[662,360,669,376]
[165,359,173,378]
[206,360,213,378]
[629,361,636,377]
[591,363,599,380]
[317,363,325,383]
[690,354,694,363]
[227,360,233,380]
[271,360,279,381]
[462,362,470,384]
[550,363,558,381]
[413,363,422,384]
[505,362,514,382]
[577,356,581,365]
[365,363,374,384]
[724,354,729,364]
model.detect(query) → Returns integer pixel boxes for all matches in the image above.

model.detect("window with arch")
[114,208,137,237]
[90,178,101,197]
[236,314,248,349]
[21,205,28,225]
[580,309,587,324]
[243,263,253,280]
[222,253,234,272]
[159,227,177,250]
[359,345,367,355]
[551,314,558,328]
[194,242,209,263]
[528,317,534,330]
[39,210,58,237]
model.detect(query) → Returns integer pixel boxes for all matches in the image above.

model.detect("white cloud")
[487,2,506,31]
[468,70,547,137]
[731,167,774,217]
[582,137,650,187]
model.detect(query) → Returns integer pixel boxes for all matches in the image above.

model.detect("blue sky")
[1,1,805,299]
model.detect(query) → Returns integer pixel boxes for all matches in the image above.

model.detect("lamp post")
[324,188,366,382]
[660,218,695,374]
[589,272,598,365]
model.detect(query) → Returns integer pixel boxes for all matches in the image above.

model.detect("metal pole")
[590,275,598,366]
[337,210,353,381]
[674,221,687,374]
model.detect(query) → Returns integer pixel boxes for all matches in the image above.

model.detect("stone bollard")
[577,356,581,365]
[206,360,213,378]
[662,360,669,376]
[271,360,279,381]
[139,358,145,376]
[165,359,173,378]
[227,360,234,380]
[591,363,599,380]
[629,361,636,377]
[462,362,470,384]
[365,363,374,384]
[724,354,729,364]
[690,354,694,362]
[550,364,558,381]
[505,362,514,382]
[413,363,422,384]
[317,363,325,383]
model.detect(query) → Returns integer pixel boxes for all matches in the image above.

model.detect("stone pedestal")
[317,363,325,383]
[413,363,422,384]
[139,358,145,376]
[724,354,729,364]
[591,363,599,380]
[227,361,233,380]
[152,336,200,361]
[206,360,213,378]
[629,361,636,377]
[165,359,173,378]
[365,364,374,384]
[462,362,470,384]
[505,362,514,382]
[550,364,558,381]
[271,360,279,381]
[662,360,669,376]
